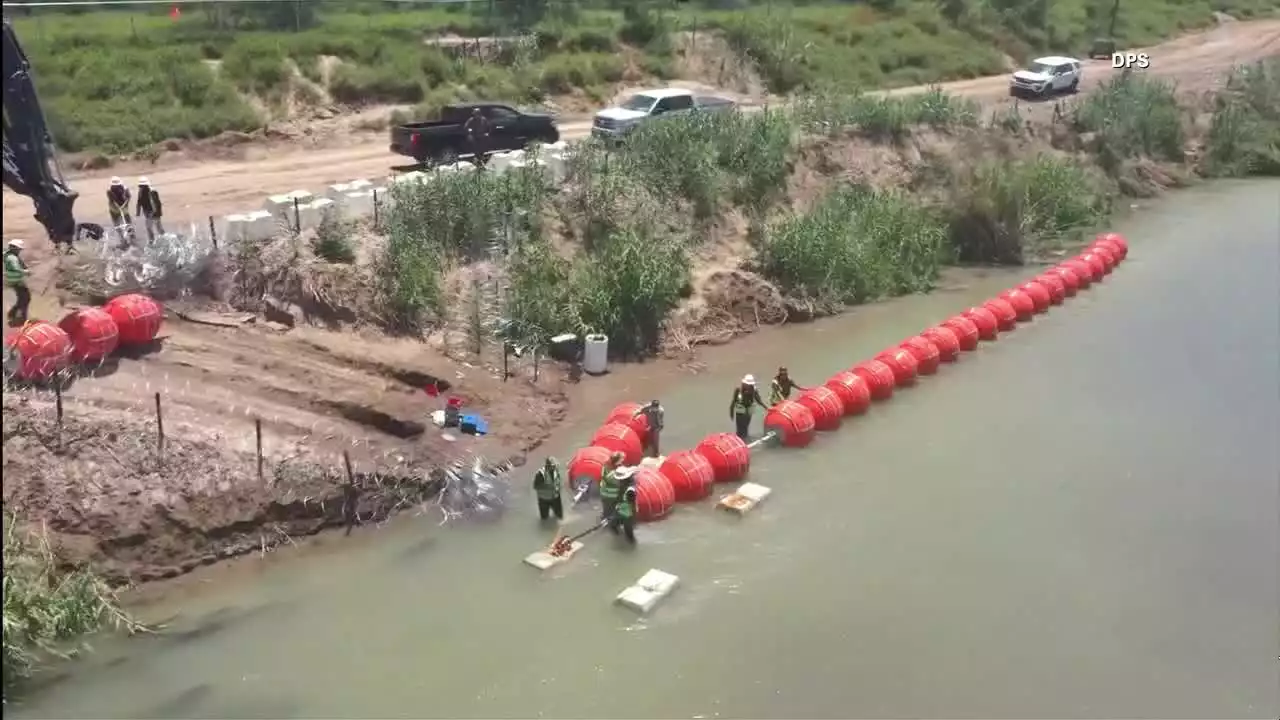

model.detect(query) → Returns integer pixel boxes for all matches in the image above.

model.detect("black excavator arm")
[3,15,81,246]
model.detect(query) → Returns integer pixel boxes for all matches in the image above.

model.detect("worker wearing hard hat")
[632,399,664,457]
[729,374,768,440]
[135,177,164,241]
[598,451,626,521]
[769,366,808,405]
[4,239,30,327]
[532,456,564,521]
[106,177,132,232]
[609,466,638,545]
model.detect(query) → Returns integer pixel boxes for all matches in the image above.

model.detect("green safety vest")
[599,469,620,500]
[535,465,561,500]
[768,379,786,405]
[4,254,26,287]
[615,488,636,518]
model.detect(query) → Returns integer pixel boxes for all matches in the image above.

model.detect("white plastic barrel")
[583,334,609,375]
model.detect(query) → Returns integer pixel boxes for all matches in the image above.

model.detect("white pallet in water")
[523,541,584,570]
[718,482,772,515]
[615,568,679,614]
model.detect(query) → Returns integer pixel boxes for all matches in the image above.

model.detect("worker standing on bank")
[5,239,30,327]
[610,467,638,545]
[633,399,664,457]
[729,374,768,440]
[463,108,491,165]
[106,177,132,234]
[532,456,564,521]
[599,451,625,521]
[769,366,807,405]
[135,177,164,242]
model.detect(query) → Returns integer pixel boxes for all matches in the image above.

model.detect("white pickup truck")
[1009,56,1083,99]
[591,87,736,141]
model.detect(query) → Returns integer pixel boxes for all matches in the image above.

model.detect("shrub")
[795,87,979,141]
[755,185,946,306]
[1072,73,1185,171]
[1203,59,1280,177]
[312,215,357,264]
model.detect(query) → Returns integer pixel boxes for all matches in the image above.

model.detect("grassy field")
[12,0,1275,154]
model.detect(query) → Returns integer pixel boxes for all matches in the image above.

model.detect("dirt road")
[4,20,1276,243]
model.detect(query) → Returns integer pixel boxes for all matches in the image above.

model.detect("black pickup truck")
[389,102,560,164]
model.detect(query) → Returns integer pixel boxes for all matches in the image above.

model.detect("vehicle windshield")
[617,94,658,112]
[1026,61,1055,74]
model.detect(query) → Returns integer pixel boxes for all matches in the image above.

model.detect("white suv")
[1009,56,1082,99]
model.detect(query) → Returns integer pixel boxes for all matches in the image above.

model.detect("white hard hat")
[138,176,151,185]
[742,374,756,385]
[614,466,636,480]
[8,239,25,249]
[109,176,123,186]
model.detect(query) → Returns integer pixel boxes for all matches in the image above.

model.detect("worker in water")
[532,456,564,521]
[106,177,132,232]
[599,451,625,521]
[610,467,638,545]
[135,177,164,241]
[463,108,491,163]
[4,239,30,327]
[633,399,664,457]
[729,374,768,440]
[769,366,808,405]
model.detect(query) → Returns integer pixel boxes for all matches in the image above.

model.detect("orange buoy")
[1018,281,1051,313]
[998,288,1035,321]
[1094,232,1128,260]
[900,335,941,375]
[963,307,1000,341]
[983,298,1018,331]
[102,293,162,346]
[567,446,614,490]
[852,360,896,401]
[942,315,980,351]
[876,347,919,386]
[1063,259,1093,289]
[763,399,816,447]
[922,325,961,362]
[1035,272,1066,305]
[4,321,73,382]
[633,467,676,522]
[695,433,751,483]
[57,307,119,364]
[796,386,844,431]
[1088,244,1117,272]
[590,423,643,466]
[659,450,715,502]
[825,371,872,415]
[604,401,650,443]
[1078,252,1107,281]
[1048,265,1081,295]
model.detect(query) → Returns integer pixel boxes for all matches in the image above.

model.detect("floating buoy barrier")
[875,347,919,386]
[763,399,816,448]
[962,306,1000,341]
[853,359,896,400]
[696,433,751,483]
[659,450,715,502]
[1018,280,1051,313]
[901,335,941,375]
[796,386,844,431]
[1076,252,1106,282]
[824,371,871,415]
[1063,259,1093,289]
[633,466,676,522]
[922,326,961,362]
[1088,244,1117,273]
[1048,265,1082,295]
[590,423,643,466]
[103,293,163,346]
[605,401,650,443]
[1094,232,1128,260]
[1035,272,1067,305]
[568,445,613,490]
[58,307,119,364]
[983,297,1018,331]
[998,288,1036,321]
[4,321,73,382]
[942,315,980,351]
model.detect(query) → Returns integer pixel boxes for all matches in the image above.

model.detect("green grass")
[1072,72,1187,172]
[1203,58,1280,177]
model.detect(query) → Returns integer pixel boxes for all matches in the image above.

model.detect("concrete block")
[325,178,372,199]
[388,171,426,188]
[297,197,336,230]
[544,152,567,183]
[241,210,277,242]
[488,151,517,172]
[264,190,315,218]
[718,482,772,516]
[616,569,679,614]
[341,190,376,217]
[545,140,569,153]
[222,214,249,243]
[523,541,584,570]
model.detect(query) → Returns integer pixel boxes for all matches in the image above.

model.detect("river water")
[13,181,1280,719]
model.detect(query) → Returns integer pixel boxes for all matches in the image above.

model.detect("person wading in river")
[729,374,768,440]
[610,467,638,545]
[769,366,807,405]
[532,456,564,521]
[633,399,664,457]
[599,451,625,521]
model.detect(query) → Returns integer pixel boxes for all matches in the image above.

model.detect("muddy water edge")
[11,180,1279,719]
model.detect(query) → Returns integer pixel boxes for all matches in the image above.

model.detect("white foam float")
[616,568,679,614]
[717,482,772,516]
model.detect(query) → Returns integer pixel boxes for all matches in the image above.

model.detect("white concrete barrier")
[326,179,372,200]
[264,190,315,218]
[297,197,337,230]
[341,190,377,217]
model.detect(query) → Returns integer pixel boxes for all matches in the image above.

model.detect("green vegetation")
[2,515,138,700]
[1203,58,1280,177]
[1072,72,1186,172]
[14,0,1271,154]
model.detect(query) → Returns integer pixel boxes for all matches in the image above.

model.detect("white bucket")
[582,333,609,375]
